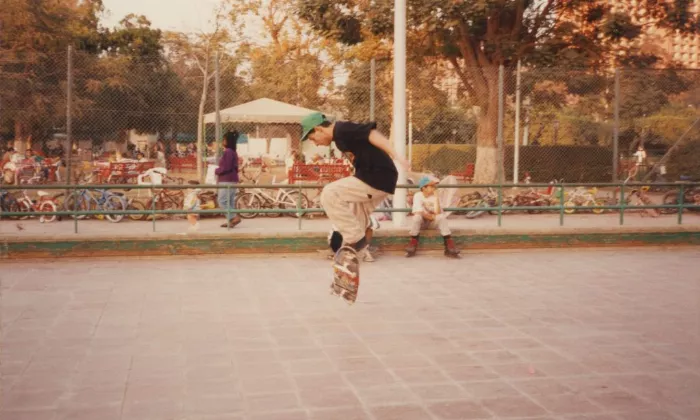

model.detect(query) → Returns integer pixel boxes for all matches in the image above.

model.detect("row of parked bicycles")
[2,172,699,223]
[455,179,700,219]
[0,172,315,222]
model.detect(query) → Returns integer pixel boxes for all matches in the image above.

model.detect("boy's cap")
[418,176,438,189]
[301,112,329,141]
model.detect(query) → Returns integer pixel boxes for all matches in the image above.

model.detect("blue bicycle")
[63,187,127,223]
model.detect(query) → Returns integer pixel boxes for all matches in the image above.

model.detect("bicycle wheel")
[590,199,605,214]
[17,198,32,220]
[235,192,262,219]
[563,200,577,214]
[103,195,126,223]
[465,200,488,219]
[282,191,310,218]
[63,194,91,219]
[38,200,57,223]
[1,197,22,220]
[127,199,148,221]
[659,190,679,214]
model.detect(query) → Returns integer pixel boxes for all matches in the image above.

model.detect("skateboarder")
[301,112,408,257]
[405,176,460,258]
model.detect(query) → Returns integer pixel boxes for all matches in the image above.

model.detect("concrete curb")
[2,226,699,259]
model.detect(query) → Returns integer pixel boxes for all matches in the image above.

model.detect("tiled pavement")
[1,248,699,420]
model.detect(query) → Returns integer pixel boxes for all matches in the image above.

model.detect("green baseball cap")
[300,112,329,141]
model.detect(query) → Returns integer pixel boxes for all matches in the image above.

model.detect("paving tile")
[428,400,491,419]
[0,410,58,420]
[480,395,548,417]
[246,392,301,413]
[409,383,470,401]
[298,387,362,409]
[370,404,435,420]
[309,407,372,420]
[459,380,525,400]
[353,384,420,406]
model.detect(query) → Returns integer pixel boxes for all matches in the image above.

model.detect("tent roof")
[203,98,320,124]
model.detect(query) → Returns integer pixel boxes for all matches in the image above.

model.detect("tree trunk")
[197,70,210,183]
[473,72,500,184]
[14,120,26,152]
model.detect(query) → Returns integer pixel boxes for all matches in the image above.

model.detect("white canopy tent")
[203,98,336,160]
[203,98,320,124]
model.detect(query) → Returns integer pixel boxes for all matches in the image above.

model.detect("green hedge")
[666,140,700,180]
[504,146,614,183]
[419,145,614,182]
[421,146,476,175]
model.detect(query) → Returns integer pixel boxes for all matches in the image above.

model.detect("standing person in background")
[215,131,242,228]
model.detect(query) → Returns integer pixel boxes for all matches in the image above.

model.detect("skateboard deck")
[330,246,360,305]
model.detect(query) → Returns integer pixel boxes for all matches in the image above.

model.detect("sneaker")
[361,247,375,262]
[188,222,200,232]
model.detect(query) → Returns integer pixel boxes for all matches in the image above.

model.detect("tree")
[163,2,243,181]
[230,0,340,109]
[297,0,700,182]
[72,14,192,153]
[0,0,104,150]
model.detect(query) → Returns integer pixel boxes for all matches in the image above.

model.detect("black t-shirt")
[333,121,398,194]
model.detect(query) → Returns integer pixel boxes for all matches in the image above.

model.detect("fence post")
[226,184,231,231]
[619,184,625,226]
[391,0,407,228]
[370,58,376,121]
[297,184,302,230]
[613,68,620,183]
[678,184,684,225]
[215,50,222,161]
[73,188,78,234]
[514,60,521,184]
[559,184,565,226]
[151,187,156,232]
[498,65,505,185]
[66,46,73,196]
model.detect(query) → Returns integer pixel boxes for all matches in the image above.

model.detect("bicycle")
[659,183,700,215]
[235,177,309,219]
[127,175,185,221]
[0,188,24,220]
[15,189,59,223]
[62,177,127,223]
[461,187,515,219]
[563,186,605,214]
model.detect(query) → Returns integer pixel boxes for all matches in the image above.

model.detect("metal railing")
[1,182,699,234]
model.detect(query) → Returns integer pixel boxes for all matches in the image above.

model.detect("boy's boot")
[444,235,461,259]
[405,235,419,257]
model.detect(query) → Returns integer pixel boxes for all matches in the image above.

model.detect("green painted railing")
[1,182,699,233]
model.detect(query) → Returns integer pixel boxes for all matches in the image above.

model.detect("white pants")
[409,213,451,237]
[320,176,388,245]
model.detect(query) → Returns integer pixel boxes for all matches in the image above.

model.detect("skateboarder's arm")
[369,130,410,171]
[368,130,396,159]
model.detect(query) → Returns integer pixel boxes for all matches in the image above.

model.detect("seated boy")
[406,176,460,258]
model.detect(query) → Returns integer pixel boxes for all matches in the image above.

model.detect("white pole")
[514,60,521,184]
[392,0,407,227]
[408,89,413,166]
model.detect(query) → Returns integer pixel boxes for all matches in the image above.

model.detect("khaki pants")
[409,213,451,237]
[321,176,388,245]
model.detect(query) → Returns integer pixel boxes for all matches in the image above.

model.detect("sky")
[101,0,221,32]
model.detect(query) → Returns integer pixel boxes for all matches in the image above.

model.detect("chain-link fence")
[2,48,700,187]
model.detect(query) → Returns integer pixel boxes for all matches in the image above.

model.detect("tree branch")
[511,0,526,37]
[448,56,476,98]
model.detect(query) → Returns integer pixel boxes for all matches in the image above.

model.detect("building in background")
[611,0,700,68]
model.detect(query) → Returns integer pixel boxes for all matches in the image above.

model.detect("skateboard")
[330,246,360,305]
